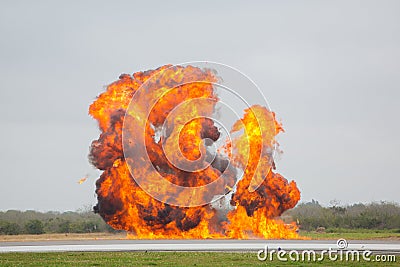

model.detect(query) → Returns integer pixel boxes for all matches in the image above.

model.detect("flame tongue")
[89,64,301,239]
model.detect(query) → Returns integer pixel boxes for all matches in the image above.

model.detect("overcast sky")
[0,1,399,211]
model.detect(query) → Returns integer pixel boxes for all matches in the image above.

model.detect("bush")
[57,220,71,233]
[25,220,44,234]
[0,221,21,235]
[69,221,100,233]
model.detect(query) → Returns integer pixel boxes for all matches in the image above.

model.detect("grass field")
[1,230,399,266]
[0,252,398,266]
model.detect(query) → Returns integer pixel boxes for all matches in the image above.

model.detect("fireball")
[89,64,300,239]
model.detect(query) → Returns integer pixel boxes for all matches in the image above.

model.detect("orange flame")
[89,65,301,239]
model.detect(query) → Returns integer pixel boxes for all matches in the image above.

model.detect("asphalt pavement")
[1,239,399,253]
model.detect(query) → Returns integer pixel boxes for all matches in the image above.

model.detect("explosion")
[89,64,300,239]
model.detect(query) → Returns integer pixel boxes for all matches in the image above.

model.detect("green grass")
[0,252,398,267]
[301,228,400,240]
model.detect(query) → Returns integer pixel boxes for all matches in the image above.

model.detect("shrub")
[0,221,21,235]
[25,220,44,234]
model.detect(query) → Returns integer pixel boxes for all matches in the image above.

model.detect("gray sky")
[0,1,399,211]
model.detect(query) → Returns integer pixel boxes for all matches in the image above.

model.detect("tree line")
[1,201,399,235]
[0,209,117,235]
[284,200,400,231]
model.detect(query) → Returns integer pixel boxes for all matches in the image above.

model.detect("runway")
[1,239,399,253]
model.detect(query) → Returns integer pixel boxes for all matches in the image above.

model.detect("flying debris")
[78,174,89,184]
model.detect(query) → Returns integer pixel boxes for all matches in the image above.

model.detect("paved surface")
[0,239,399,253]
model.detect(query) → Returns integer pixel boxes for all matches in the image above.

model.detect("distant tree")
[25,220,44,234]
[82,221,99,233]
[58,220,71,233]
[69,220,100,233]
[0,221,21,235]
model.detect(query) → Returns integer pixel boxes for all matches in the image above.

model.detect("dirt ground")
[0,233,127,242]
